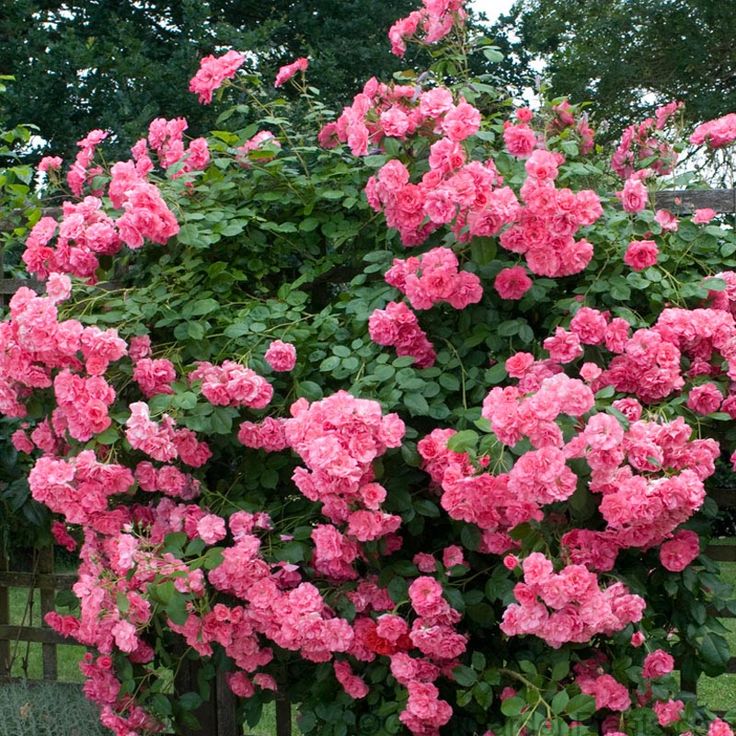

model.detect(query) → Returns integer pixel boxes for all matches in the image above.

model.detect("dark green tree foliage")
[493,0,736,140]
[0,0,415,161]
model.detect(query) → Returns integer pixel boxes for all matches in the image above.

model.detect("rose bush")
[2,1,736,734]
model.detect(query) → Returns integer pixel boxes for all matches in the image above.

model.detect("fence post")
[215,668,239,735]
[38,547,57,680]
[0,552,9,678]
[275,694,292,736]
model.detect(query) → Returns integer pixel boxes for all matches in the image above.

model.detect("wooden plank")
[0,278,42,295]
[708,607,736,619]
[710,488,736,508]
[680,672,698,694]
[215,668,239,736]
[38,547,57,680]
[706,545,736,562]
[0,572,76,589]
[0,554,9,679]
[0,625,70,645]
[175,653,218,736]
[655,189,736,214]
[276,695,292,736]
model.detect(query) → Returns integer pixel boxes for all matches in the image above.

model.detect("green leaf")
[483,47,504,63]
[473,681,493,709]
[116,591,130,615]
[210,407,233,434]
[460,525,482,552]
[486,363,507,384]
[446,430,478,453]
[203,547,224,570]
[404,392,429,416]
[178,692,203,711]
[453,665,477,687]
[190,298,219,316]
[550,657,570,682]
[94,427,119,444]
[165,593,188,625]
[187,322,205,340]
[278,541,306,563]
[415,499,440,517]
[320,356,340,372]
[500,696,525,717]
[439,373,460,391]
[298,381,324,401]
[470,237,497,264]
[565,693,596,720]
[551,690,570,714]
[387,575,408,604]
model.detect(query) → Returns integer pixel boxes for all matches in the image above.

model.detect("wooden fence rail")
[0,548,76,681]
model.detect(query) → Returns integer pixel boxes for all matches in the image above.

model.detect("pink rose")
[624,240,658,271]
[494,266,533,300]
[660,530,700,572]
[264,340,297,372]
[617,177,648,212]
[642,649,674,679]
[693,208,716,224]
[274,57,308,88]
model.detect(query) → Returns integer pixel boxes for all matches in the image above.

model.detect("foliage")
[0,0,418,163]
[492,0,736,142]
[0,87,51,553]
[1,2,736,736]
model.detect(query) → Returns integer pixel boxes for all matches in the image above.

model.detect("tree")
[0,0,416,162]
[492,0,736,139]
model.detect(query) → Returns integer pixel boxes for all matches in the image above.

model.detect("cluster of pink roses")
[0,283,125,433]
[368,301,437,368]
[384,246,482,310]
[125,402,211,467]
[26,143,180,280]
[321,75,481,161]
[690,112,736,149]
[611,102,681,179]
[365,144,512,247]
[500,553,646,648]
[67,129,108,197]
[387,0,465,57]
[137,117,210,177]
[282,391,404,526]
[497,149,602,277]
[189,360,273,408]
[188,49,245,104]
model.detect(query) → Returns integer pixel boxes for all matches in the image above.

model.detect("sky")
[471,0,517,23]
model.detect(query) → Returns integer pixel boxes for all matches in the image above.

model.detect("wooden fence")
[0,191,735,732]
[0,546,293,735]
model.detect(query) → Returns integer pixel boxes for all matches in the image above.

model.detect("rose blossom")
[274,57,309,87]
[264,340,297,372]
[624,240,659,271]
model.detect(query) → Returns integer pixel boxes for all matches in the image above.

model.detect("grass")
[697,558,736,710]
[0,681,109,736]
[1,555,735,734]
[7,587,85,682]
